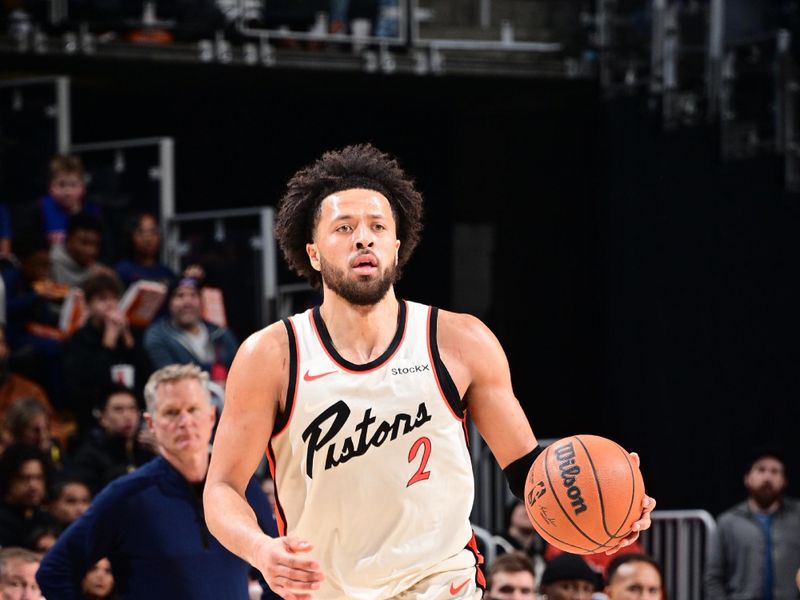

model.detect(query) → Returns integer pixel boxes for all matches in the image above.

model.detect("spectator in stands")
[1,237,65,405]
[0,547,42,600]
[66,385,156,494]
[544,539,645,582]
[486,551,537,600]
[50,213,110,289]
[23,523,61,553]
[35,155,99,247]
[3,397,64,470]
[36,364,278,599]
[604,553,664,600]
[0,443,56,548]
[143,277,237,379]
[538,552,600,600]
[62,272,152,435]
[705,447,800,600]
[81,558,116,600]
[113,212,176,290]
[0,325,49,422]
[46,477,91,532]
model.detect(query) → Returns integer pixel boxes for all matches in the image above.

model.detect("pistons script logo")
[301,400,432,477]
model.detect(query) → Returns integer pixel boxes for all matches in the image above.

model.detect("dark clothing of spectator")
[705,498,800,600]
[37,456,276,599]
[0,501,58,547]
[62,322,152,434]
[2,267,62,349]
[143,317,237,373]
[113,259,176,290]
[65,428,156,495]
[37,195,101,245]
[1,267,64,406]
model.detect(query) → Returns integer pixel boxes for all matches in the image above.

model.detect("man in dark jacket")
[65,384,156,494]
[143,277,237,382]
[705,448,800,600]
[37,364,279,599]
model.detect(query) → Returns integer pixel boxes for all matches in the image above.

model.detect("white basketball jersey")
[267,300,482,599]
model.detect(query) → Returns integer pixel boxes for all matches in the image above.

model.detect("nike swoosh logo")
[449,579,470,595]
[303,369,338,382]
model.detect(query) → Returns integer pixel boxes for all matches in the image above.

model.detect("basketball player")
[204,144,656,600]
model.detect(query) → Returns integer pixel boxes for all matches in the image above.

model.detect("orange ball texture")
[524,434,645,555]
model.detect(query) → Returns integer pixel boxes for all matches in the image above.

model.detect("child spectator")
[113,212,176,290]
[50,213,111,288]
[62,272,152,435]
[46,477,91,532]
[37,155,99,247]
[82,558,116,600]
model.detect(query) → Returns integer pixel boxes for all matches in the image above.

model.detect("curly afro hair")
[274,143,424,290]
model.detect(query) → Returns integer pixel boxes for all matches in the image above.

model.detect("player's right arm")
[204,322,324,600]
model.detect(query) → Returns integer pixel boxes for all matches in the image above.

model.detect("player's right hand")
[253,535,325,600]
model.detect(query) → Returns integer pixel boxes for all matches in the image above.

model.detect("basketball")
[524,434,645,555]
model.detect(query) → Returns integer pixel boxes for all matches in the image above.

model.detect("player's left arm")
[438,310,655,550]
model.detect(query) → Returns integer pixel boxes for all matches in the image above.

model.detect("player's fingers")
[282,554,324,577]
[284,536,315,554]
[276,563,325,583]
[605,530,641,555]
[629,451,641,468]
[274,573,322,590]
[642,494,656,514]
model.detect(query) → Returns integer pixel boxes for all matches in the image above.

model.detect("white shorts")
[392,565,484,600]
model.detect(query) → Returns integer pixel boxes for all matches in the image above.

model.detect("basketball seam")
[529,445,596,553]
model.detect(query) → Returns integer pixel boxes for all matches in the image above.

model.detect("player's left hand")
[605,452,656,555]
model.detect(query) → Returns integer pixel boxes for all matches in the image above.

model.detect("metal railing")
[640,509,716,600]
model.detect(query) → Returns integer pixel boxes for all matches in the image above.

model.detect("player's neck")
[319,291,400,364]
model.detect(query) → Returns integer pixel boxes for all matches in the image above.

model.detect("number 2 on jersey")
[407,436,432,486]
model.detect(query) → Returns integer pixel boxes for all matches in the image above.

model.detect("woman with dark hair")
[113,213,176,290]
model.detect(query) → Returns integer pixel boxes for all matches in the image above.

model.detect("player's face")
[307,189,401,306]
[488,570,536,600]
[50,482,91,524]
[744,457,786,508]
[541,579,594,600]
[0,559,41,600]
[146,378,215,460]
[99,392,141,438]
[605,561,662,600]
[49,172,85,211]
[81,558,114,598]
[6,460,46,508]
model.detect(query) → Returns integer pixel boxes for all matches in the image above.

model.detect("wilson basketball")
[524,434,645,555]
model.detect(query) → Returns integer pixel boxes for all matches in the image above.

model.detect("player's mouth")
[351,253,378,274]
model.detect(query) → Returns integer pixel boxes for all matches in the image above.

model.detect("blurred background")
[2,0,799,523]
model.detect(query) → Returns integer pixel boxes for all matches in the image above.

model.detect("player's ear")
[307,243,321,272]
[394,240,400,266]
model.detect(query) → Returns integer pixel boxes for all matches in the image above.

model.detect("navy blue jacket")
[36,456,277,599]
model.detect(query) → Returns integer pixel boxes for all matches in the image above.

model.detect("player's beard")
[319,254,396,306]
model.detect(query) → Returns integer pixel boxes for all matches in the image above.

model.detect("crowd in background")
[0,154,798,599]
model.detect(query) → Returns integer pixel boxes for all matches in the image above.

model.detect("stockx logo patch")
[391,364,431,376]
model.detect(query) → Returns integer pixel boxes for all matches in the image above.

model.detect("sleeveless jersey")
[267,300,482,599]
